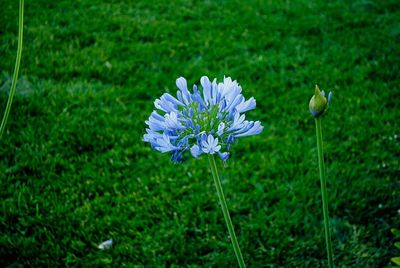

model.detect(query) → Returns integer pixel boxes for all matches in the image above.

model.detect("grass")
[1,0,399,266]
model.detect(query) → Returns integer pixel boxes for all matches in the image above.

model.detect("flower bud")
[309,85,331,117]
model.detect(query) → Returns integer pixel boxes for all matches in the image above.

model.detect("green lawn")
[1,0,399,267]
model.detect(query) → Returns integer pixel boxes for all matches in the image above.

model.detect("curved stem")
[0,0,24,139]
[208,154,246,268]
[315,118,334,268]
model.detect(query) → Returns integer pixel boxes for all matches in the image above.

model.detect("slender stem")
[0,0,24,139]
[315,118,334,268]
[208,154,246,268]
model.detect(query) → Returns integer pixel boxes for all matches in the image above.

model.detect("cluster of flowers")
[144,76,263,162]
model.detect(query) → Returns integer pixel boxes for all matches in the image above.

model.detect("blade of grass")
[0,0,24,139]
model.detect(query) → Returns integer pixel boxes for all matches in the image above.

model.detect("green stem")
[208,154,246,268]
[0,0,24,139]
[315,118,334,268]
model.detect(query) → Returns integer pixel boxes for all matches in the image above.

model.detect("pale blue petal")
[234,121,263,137]
[190,144,202,158]
[236,97,256,113]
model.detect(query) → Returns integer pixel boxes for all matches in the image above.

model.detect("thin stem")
[315,118,334,268]
[208,154,246,268]
[0,0,24,139]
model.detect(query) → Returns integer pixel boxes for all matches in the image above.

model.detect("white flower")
[98,239,112,250]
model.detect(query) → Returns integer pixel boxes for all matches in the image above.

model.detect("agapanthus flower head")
[309,85,332,118]
[144,76,263,162]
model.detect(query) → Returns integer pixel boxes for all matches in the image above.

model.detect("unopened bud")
[309,85,332,117]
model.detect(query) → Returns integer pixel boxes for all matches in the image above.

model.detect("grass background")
[1,0,399,267]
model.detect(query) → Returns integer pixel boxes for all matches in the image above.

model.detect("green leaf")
[392,257,400,265]
[391,228,400,238]
[99,258,113,265]
[395,242,400,249]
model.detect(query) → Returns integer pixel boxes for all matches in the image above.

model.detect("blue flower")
[144,76,264,162]
[201,134,221,154]
[190,144,202,158]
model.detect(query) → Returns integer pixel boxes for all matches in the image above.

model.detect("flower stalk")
[208,154,246,268]
[315,117,334,268]
[144,77,262,265]
[0,0,24,139]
